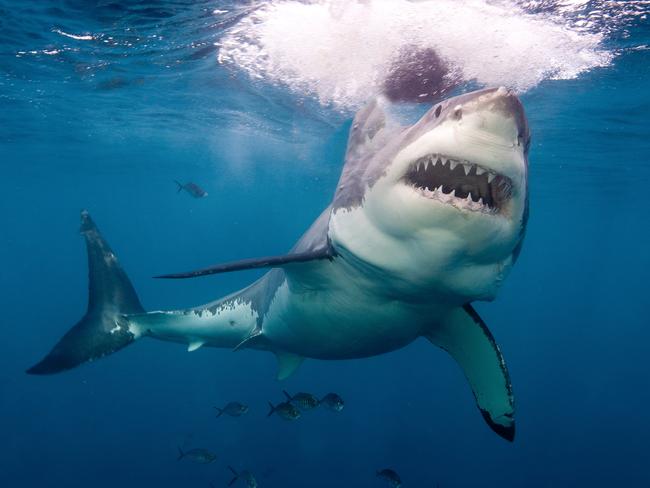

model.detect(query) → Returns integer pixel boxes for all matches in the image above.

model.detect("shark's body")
[28,87,530,441]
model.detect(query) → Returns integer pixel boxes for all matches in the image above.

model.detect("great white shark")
[27,87,530,441]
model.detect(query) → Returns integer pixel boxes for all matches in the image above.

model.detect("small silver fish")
[283,390,319,410]
[320,392,344,412]
[228,466,258,488]
[177,447,217,464]
[377,468,402,487]
[267,400,300,420]
[175,180,208,198]
[214,401,249,417]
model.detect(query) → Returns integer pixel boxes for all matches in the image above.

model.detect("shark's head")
[329,87,529,303]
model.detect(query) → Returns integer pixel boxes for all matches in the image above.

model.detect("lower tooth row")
[420,186,487,208]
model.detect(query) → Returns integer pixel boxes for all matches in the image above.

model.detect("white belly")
[261,261,449,359]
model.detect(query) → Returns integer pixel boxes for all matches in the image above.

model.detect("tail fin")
[214,406,224,418]
[282,390,293,401]
[227,466,239,486]
[26,211,145,375]
[267,402,276,417]
[177,447,185,461]
[174,180,184,193]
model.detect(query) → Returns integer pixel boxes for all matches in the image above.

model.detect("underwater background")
[1,1,649,486]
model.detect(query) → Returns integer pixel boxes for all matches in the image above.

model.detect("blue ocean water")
[1,1,649,487]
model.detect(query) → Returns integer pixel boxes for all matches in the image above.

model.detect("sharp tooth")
[487,173,495,183]
[436,157,442,166]
[465,194,472,203]
[476,167,486,176]
[449,160,458,170]
[463,164,471,176]
[450,189,456,198]
[478,197,484,206]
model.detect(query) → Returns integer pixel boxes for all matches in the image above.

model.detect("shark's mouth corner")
[404,154,513,214]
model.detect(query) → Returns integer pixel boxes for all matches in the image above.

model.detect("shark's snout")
[388,87,528,218]
[439,86,530,153]
[487,87,529,150]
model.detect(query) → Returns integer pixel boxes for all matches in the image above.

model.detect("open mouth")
[404,154,513,213]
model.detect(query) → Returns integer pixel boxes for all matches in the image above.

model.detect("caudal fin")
[177,447,185,461]
[266,402,276,417]
[227,466,239,486]
[26,211,145,375]
[282,390,293,401]
[174,180,184,193]
[214,406,224,418]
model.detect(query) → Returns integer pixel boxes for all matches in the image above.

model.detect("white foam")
[53,29,95,41]
[218,0,613,110]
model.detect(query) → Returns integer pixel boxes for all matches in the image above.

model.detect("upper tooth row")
[416,156,496,182]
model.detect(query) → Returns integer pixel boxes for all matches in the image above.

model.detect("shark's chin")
[403,153,513,215]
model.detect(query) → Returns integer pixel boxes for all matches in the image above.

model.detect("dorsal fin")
[332,97,404,210]
[345,96,389,162]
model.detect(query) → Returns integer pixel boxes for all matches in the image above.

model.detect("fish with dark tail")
[175,180,208,198]
[267,401,300,420]
[320,392,344,412]
[283,390,319,410]
[228,466,258,488]
[214,401,249,418]
[177,447,217,464]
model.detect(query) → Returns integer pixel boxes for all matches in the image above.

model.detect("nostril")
[434,105,442,118]
[453,105,462,120]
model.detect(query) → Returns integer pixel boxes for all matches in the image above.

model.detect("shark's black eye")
[434,105,442,118]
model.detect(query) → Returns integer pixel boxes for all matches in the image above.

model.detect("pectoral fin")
[425,304,515,441]
[155,248,336,279]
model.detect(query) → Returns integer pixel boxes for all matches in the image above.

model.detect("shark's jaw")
[390,86,528,223]
[403,153,513,215]
[329,87,529,303]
